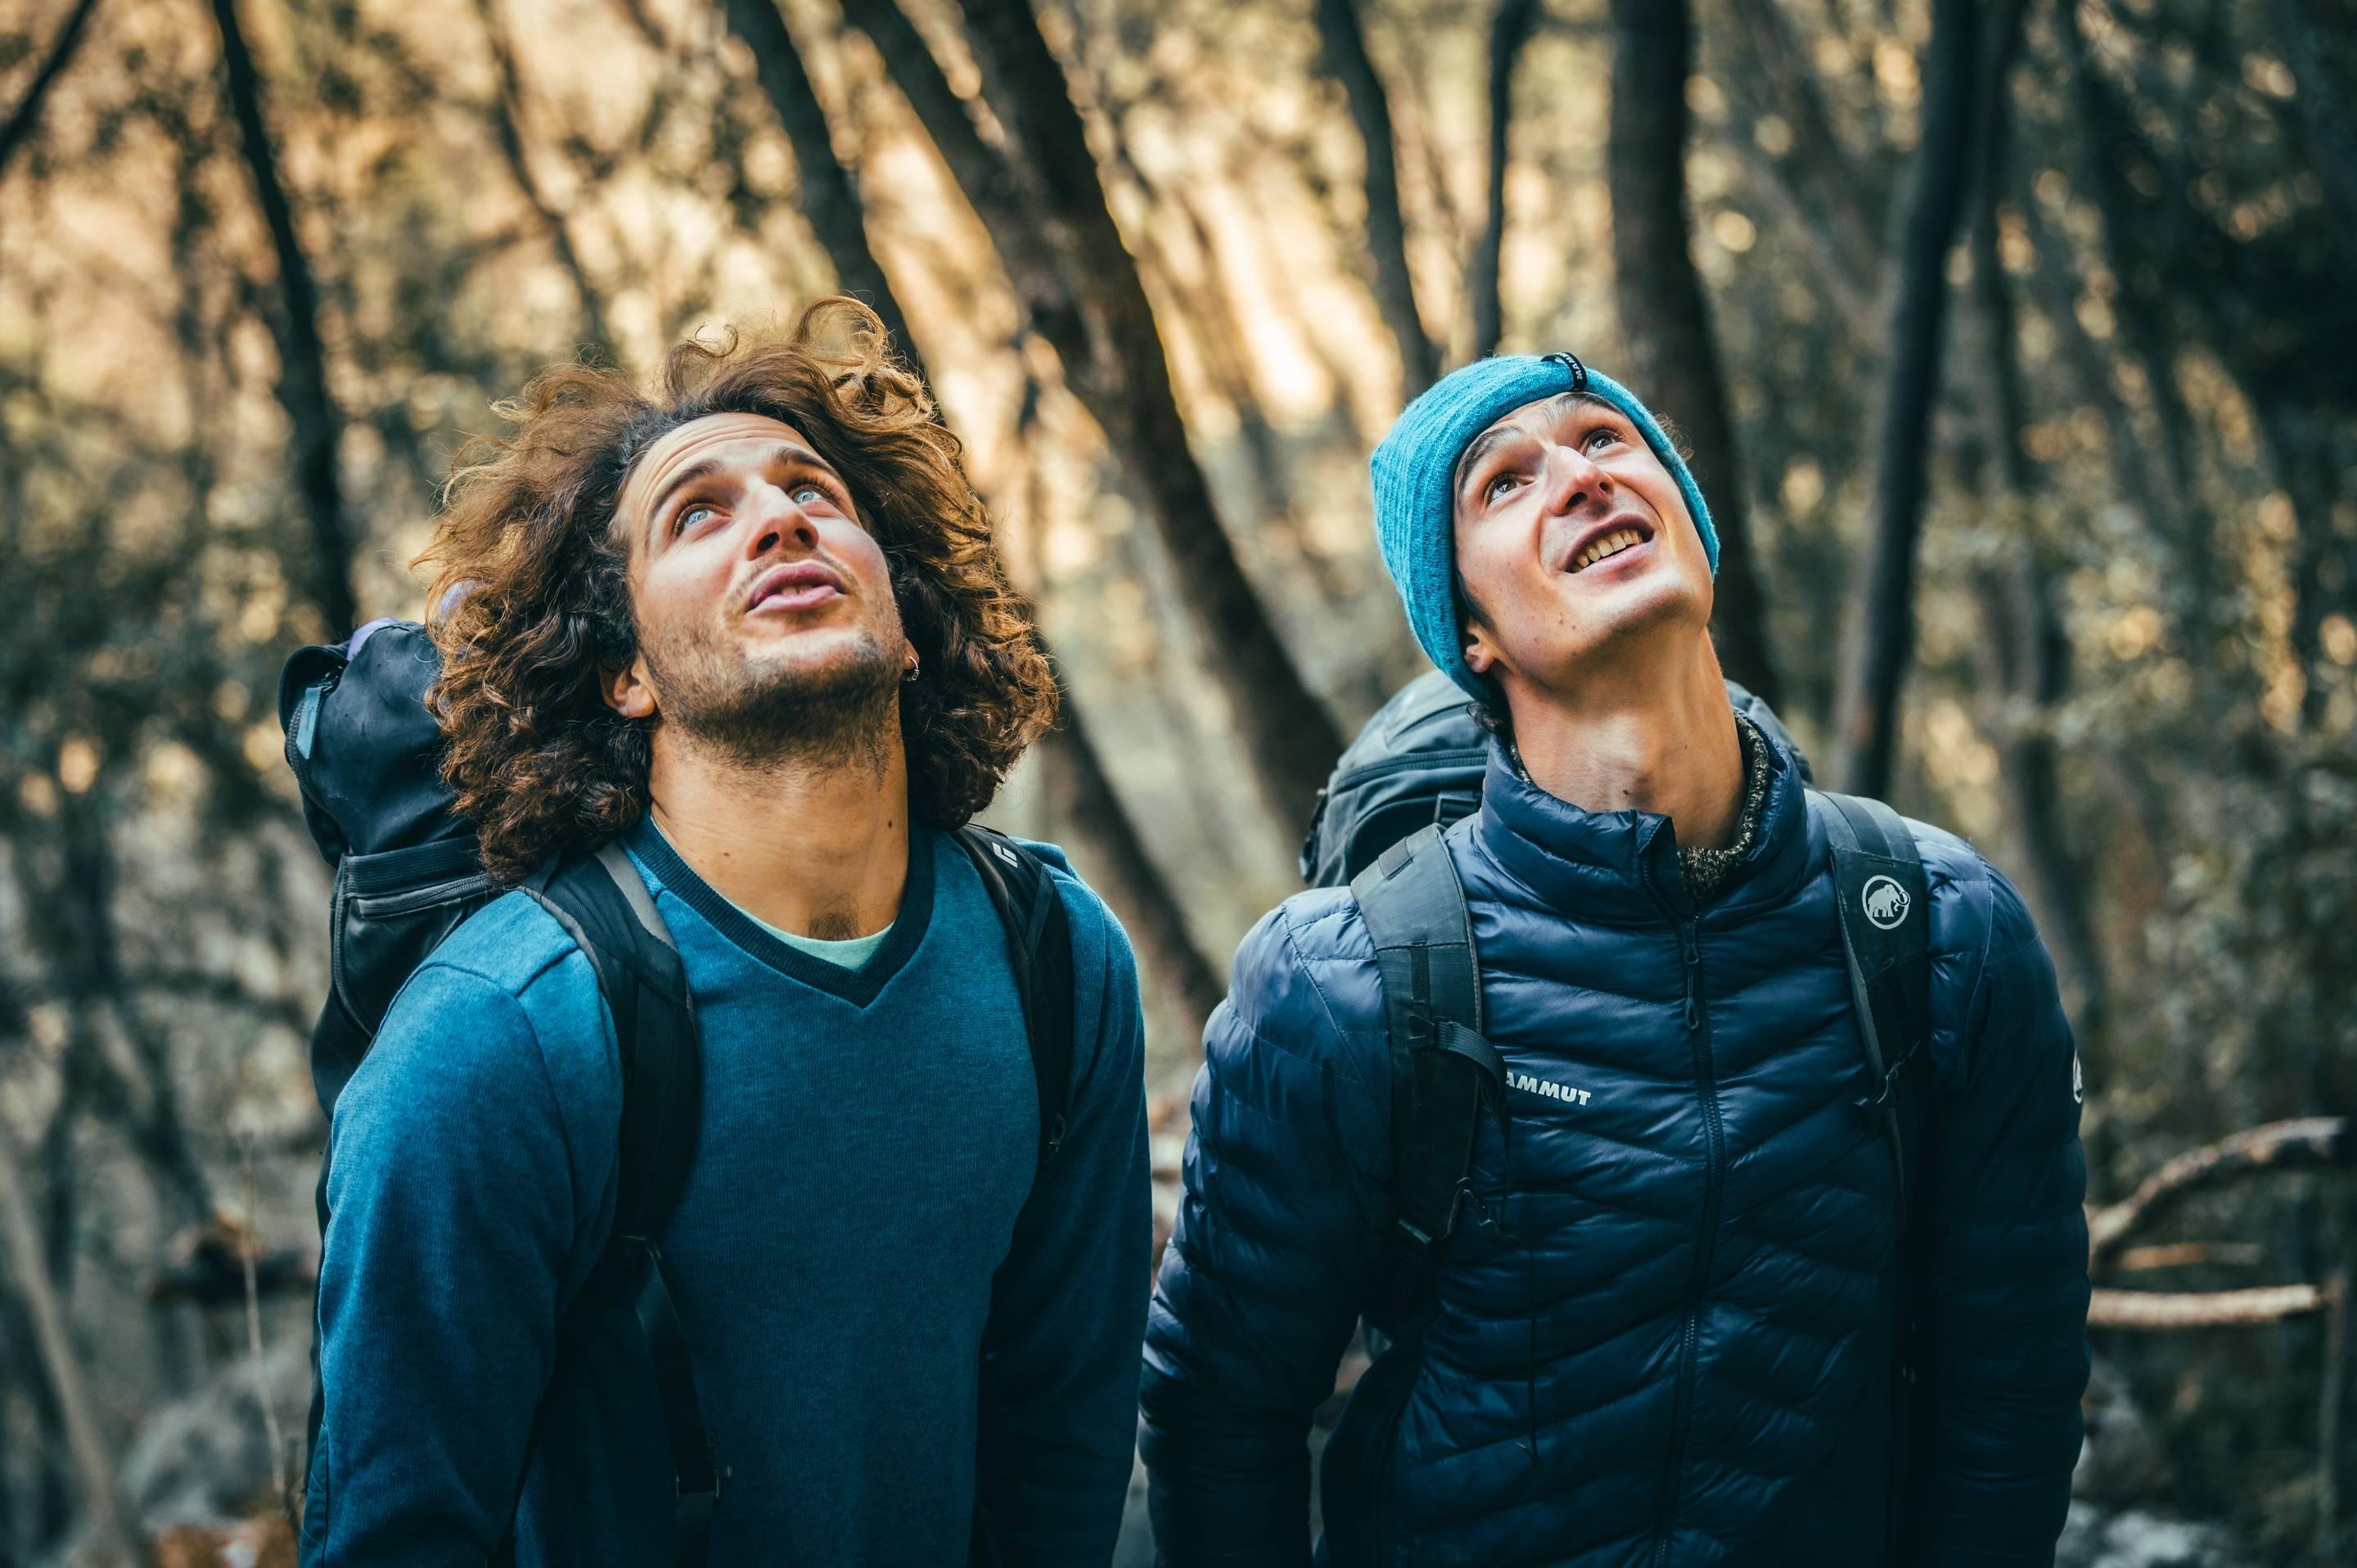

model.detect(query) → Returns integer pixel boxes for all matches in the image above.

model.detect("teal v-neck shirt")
[304,823,1149,1566]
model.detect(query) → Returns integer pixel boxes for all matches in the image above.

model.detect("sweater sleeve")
[1138,903,1391,1568]
[1915,867,2092,1565]
[972,880,1153,1566]
[302,957,612,1567]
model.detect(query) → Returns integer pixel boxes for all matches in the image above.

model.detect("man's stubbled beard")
[637,611,902,777]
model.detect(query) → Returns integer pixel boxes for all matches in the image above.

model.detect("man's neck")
[644,726,912,941]
[1501,630,1746,852]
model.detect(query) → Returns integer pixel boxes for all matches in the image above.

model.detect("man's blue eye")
[791,484,827,507]
[678,504,717,532]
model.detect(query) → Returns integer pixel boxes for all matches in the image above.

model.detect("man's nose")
[1538,443,1612,516]
[740,481,821,556]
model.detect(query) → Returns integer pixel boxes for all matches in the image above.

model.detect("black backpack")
[277,619,1076,1566]
[1305,673,1935,1563]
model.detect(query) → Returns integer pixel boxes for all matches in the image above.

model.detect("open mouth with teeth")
[1567,522,1654,574]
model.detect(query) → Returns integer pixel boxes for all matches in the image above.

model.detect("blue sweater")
[302,822,1150,1566]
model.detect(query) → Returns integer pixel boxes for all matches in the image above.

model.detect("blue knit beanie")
[1369,352,1719,701]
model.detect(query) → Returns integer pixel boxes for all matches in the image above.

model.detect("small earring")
[902,652,920,683]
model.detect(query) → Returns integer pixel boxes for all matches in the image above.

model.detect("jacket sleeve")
[1916,866,2092,1565]
[1139,903,1391,1567]
[303,959,612,1566]
[973,883,1153,1566]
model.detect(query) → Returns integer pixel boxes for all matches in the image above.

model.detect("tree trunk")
[1831,0,1980,797]
[1313,0,1440,398]
[2271,0,2357,241]
[1965,0,2107,1048]
[0,0,100,178]
[1606,0,1782,709]
[0,1124,133,1565]
[1467,0,1539,360]
[728,21,1228,1022]
[1034,699,1225,1043]
[210,0,359,637]
[904,0,1347,827]
[2052,7,2211,651]
[720,0,927,385]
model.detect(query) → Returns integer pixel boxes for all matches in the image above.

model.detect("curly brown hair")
[418,298,1056,882]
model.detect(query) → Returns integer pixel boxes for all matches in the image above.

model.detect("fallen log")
[2088,1116,2351,1267]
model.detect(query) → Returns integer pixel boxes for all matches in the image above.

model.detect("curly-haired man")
[302,302,1149,1566]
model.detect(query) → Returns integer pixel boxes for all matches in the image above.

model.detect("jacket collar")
[1469,724,1815,925]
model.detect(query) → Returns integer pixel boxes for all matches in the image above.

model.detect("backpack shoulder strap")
[1349,822,1504,1327]
[953,825,1076,1165]
[521,844,721,1564]
[1806,790,1933,1219]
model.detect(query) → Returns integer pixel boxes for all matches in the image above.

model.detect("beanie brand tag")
[1540,351,1588,392]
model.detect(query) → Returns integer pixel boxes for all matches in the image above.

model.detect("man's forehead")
[1477,391,1607,444]
[624,411,816,498]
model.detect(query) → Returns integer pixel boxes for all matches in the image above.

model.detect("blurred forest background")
[1,0,2353,1561]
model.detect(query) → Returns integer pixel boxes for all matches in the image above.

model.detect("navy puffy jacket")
[1141,737,2089,1566]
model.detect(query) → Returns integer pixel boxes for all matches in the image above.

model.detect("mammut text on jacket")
[1140,737,2089,1568]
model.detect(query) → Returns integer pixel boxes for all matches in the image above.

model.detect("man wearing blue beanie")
[1142,354,2089,1565]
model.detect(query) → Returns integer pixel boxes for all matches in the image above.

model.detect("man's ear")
[605,656,657,720]
[1462,611,1500,678]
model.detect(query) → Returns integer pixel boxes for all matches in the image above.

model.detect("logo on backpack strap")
[1860,874,1910,930]
[993,841,1019,867]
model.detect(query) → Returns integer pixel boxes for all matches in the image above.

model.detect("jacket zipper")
[1651,917,1724,1568]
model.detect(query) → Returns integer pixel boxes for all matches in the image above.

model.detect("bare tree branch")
[474,0,612,354]
[2115,1241,2264,1272]
[2089,1283,2328,1330]
[2051,5,2210,633]
[0,0,98,181]
[0,0,99,181]
[0,1120,133,1562]
[1313,0,1439,398]
[210,0,359,635]
[1831,0,1981,796]
[1468,0,1539,361]
[721,0,926,383]
[903,0,1347,826]
[2271,0,2357,240]
[2089,1117,2354,1266]
[1034,691,1225,1043]
[1726,0,1878,267]
[1726,136,1872,323]
[1606,0,1782,707]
